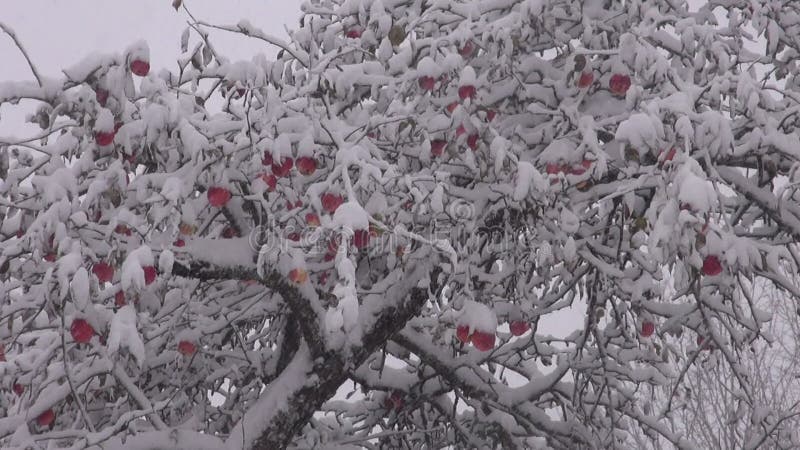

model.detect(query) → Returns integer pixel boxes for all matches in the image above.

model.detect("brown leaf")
[172,0,182,11]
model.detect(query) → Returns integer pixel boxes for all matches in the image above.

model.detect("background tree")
[2,0,800,448]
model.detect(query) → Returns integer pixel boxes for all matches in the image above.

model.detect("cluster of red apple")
[455,320,530,352]
[410,42,497,157]
[575,68,632,97]
[92,57,150,147]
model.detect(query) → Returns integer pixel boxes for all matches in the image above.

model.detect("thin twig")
[0,22,43,87]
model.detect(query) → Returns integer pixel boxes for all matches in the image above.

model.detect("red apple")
[545,163,562,175]
[130,59,150,77]
[418,76,435,91]
[509,321,530,336]
[36,409,55,427]
[569,159,592,176]
[609,73,631,96]
[177,340,197,356]
[384,391,404,411]
[262,151,273,166]
[321,193,344,214]
[43,252,57,262]
[345,28,363,39]
[660,147,677,165]
[92,262,115,283]
[260,173,278,191]
[431,139,447,156]
[207,187,232,207]
[288,268,308,284]
[577,71,594,88]
[446,102,459,114]
[353,229,370,249]
[485,109,497,122]
[222,226,239,239]
[95,88,109,106]
[471,330,496,351]
[13,383,24,396]
[95,130,116,146]
[143,266,157,285]
[114,224,132,236]
[456,325,471,343]
[70,319,94,344]
[296,156,317,176]
[455,124,467,137]
[702,255,723,276]
[179,222,197,236]
[272,157,294,177]
[287,232,301,242]
[458,85,476,100]
[173,239,185,247]
[467,133,479,151]
[306,213,321,227]
[459,40,475,58]
[115,290,126,307]
[640,321,655,337]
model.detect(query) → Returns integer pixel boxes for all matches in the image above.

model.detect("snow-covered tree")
[2,0,800,448]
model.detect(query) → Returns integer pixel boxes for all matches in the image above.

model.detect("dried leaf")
[172,0,182,11]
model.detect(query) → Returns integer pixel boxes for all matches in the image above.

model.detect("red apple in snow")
[640,321,655,337]
[545,163,562,175]
[459,40,475,58]
[173,239,185,247]
[446,102,459,114]
[458,85,476,100]
[384,391,404,411]
[702,255,723,276]
[431,139,447,156]
[143,266,157,285]
[577,71,594,88]
[353,229,370,249]
[70,319,94,344]
[260,173,278,191]
[659,147,677,165]
[456,325,471,343]
[272,158,294,177]
[115,290,126,307]
[95,130,116,146]
[467,133,479,151]
[455,124,467,137]
[92,262,115,283]
[178,340,197,356]
[609,73,631,96]
[222,226,239,239]
[509,321,530,337]
[114,224,132,236]
[130,59,150,77]
[13,383,24,396]
[569,159,592,176]
[207,187,232,207]
[43,252,57,262]
[418,76,436,91]
[485,109,497,122]
[262,151,273,166]
[288,268,308,284]
[345,27,363,38]
[321,193,344,214]
[296,156,317,176]
[287,232,301,242]
[37,409,55,427]
[95,88,109,106]
[306,213,321,227]
[471,330,496,352]
[179,222,197,236]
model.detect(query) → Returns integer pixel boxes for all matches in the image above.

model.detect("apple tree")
[2,0,800,448]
